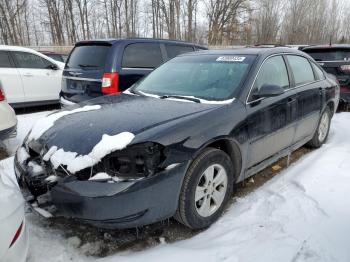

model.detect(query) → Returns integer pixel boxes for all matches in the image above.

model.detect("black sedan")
[15,47,339,230]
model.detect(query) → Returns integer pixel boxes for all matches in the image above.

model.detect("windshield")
[305,48,350,61]
[133,54,255,101]
[67,44,110,69]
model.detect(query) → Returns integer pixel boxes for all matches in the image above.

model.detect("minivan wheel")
[307,107,332,148]
[175,148,234,229]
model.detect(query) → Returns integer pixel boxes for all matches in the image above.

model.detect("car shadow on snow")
[26,146,313,258]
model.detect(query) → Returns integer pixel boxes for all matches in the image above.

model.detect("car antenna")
[329,35,332,46]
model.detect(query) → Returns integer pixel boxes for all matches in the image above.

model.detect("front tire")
[175,148,234,229]
[307,107,331,148]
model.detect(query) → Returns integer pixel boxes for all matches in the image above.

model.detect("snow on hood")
[28,105,101,141]
[43,132,135,174]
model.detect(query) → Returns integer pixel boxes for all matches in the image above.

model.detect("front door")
[11,51,61,103]
[246,55,298,167]
[0,51,24,104]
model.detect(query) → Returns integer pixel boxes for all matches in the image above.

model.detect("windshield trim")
[124,89,236,105]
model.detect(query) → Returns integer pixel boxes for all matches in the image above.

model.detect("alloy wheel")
[195,164,228,217]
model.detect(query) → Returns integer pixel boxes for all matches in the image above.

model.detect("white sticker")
[216,56,246,62]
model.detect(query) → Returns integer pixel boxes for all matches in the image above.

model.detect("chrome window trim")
[62,76,102,82]
[122,67,154,70]
[246,53,323,105]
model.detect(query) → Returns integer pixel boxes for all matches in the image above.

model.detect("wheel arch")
[326,100,335,115]
[195,138,243,183]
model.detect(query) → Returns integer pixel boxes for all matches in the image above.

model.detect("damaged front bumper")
[14,154,189,229]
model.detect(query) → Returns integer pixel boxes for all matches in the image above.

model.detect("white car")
[0,45,65,108]
[0,84,17,141]
[0,166,28,262]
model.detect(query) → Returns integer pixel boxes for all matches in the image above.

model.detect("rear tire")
[175,148,234,229]
[307,107,331,148]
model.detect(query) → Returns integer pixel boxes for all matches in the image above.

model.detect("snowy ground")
[1,112,350,261]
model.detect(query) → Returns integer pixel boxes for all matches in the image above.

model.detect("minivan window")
[67,45,110,69]
[287,55,315,85]
[122,43,162,68]
[304,48,350,61]
[12,52,48,69]
[0,51,12,68]
[133,54,256,101]
[165,44,194,59]
[250,55,289,100]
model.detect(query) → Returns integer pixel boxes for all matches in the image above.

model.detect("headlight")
[76,142,165,180]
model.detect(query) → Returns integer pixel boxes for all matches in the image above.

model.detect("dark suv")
[60,38,207,106]
[301,45,350,109]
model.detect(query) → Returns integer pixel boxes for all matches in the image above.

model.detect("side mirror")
[253,84,285,99]
[48,64,59,70]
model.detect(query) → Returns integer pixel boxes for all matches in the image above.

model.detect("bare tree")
[253,0,282,44]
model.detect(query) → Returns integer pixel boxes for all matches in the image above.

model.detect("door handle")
[287,97,296,103]
[23,73,33,77]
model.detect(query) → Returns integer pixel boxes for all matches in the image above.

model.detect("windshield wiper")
[78,64,99,68]
[160,95,201,103]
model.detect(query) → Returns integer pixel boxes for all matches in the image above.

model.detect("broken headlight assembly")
[76,142,165,181]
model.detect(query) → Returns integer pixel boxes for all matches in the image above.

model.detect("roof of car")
[0,45,39,53]
[180,47,304,57]
[39,51,63,55]
[302,44,350,51]
[75,38,207,48]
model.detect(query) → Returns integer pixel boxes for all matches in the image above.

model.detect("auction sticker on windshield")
[216,56,246,62]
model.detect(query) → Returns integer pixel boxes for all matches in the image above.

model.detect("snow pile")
[17,146,29,164]
[43,132,135,174]
[28,105,101,141]
[89,172,111,181]
[28,161,44,173]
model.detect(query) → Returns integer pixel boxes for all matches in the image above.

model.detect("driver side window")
[249,55,289,101]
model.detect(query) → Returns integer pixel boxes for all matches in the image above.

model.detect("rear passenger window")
[122,43,162,68]
[287,55,315,85]
[165,45,194,59]
[13,52,48,69]
[312,62,325,80]
[0,51,12,68]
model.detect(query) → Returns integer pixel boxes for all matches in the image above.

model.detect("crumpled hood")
[34,94,227,156]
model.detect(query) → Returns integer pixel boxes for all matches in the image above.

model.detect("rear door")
[62,43,111,99]
[246,55,298,167]
[0,51,24,104]
[11,51,62,102]
[119,42,164,90]
[285,55,322,143]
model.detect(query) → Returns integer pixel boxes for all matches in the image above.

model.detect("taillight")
[101,72,119,94]
[9,221,23,248]
[0,87,5,101]
[340,65,350,74]
[340,86,350,92]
